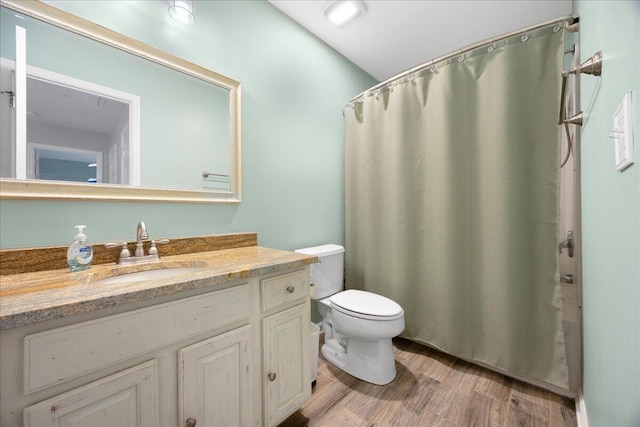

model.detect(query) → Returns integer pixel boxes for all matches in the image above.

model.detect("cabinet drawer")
[260,270,308,312]
[24,284,249,394]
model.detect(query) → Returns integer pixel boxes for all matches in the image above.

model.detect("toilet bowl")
[320,289,405,385]
[295,245,405,385]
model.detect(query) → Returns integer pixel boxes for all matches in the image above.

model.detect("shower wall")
[576,1,640,424]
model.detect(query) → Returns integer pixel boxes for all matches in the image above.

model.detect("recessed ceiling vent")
[324,0,366,28]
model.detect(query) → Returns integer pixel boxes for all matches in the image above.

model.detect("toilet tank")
[295,244,345,300]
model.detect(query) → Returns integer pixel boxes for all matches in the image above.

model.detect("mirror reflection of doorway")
[0,58,139,185]
[27,143,102,183]
[26,76,127,184]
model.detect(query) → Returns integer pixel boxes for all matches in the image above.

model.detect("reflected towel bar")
[202,171,229,178]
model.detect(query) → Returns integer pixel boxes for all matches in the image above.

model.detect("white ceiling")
[268,0,573,82]
[27,78,127,135]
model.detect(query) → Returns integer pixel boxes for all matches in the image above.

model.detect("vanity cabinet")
[263,305,309,426]
[14,283,251,427]
[259,270,311,427]
[0,264,312,427]
[23,360,159,427]
[178,325,252,427]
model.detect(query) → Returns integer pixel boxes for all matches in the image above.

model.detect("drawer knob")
[186,418,197,427]
[268,372,277,381]
[286,285,295,293]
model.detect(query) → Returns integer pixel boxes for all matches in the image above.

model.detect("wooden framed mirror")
[0,0,241,203]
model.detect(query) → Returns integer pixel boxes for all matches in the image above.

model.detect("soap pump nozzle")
[74,225,87,241]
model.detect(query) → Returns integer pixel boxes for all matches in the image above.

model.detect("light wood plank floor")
[280,336,576,427]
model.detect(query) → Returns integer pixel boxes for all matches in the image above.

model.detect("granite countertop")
[0,246,316,330]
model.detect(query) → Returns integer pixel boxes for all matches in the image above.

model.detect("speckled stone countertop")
[0,246,316,330]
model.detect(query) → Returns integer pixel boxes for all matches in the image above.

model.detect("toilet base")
[321,337,397,385]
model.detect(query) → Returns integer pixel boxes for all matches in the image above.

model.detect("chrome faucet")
[105,221,169,265]
[135,221,149,257]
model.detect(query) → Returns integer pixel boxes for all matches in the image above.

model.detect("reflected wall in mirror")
[0,0,241,203]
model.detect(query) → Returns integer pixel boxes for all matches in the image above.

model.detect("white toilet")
[295,244,405,385]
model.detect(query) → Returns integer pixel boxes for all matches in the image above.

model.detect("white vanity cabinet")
[262,305,309,426]
[14,283,251,427]
[178,325,253,427]
[259,270,311,427]
[22,360,160,427]
[0,265,312,427]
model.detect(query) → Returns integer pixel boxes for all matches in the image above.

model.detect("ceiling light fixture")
[324,0,366,28]
[168,0,195,25]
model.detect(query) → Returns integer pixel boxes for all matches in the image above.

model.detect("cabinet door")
[178,325,252,427]
[262,304,310,427]
[23,360,158,427]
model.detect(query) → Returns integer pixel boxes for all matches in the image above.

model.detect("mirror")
[0,0,241,203]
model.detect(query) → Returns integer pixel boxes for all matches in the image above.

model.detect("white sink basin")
[91,267,202,285]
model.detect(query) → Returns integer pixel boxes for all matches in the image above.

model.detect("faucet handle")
[105,242,131,259]
[148,239,170,256]
[558,230,574,258]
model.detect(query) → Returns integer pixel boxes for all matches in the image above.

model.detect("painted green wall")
[0,1,377,250]
[575,1,640,425]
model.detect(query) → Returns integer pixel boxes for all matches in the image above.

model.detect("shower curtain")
[344,25,569,390]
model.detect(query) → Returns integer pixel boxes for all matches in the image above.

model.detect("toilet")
[295,244,405,385]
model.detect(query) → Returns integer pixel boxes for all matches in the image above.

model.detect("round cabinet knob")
[186,418,197,427]
[286,285,295,293]
[267,372,277,382]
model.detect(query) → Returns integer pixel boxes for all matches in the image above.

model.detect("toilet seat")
[330,290,404,321]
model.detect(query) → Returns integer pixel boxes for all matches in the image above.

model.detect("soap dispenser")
[67,225,93,272]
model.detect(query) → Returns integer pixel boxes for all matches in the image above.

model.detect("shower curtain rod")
[347,14,578,104]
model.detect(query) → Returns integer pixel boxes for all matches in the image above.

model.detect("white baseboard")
[576,388,589,427]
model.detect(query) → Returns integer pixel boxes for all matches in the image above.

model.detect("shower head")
[563,51,603,77]
[577,51,603,76]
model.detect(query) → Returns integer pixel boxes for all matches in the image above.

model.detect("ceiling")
[268,0,573,82]
[27,78,127,135]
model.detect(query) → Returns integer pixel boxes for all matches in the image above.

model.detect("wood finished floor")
[280,336,577,427]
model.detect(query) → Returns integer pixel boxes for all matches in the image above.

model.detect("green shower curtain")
[344,26,569,390]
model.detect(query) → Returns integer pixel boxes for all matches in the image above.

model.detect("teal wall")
[0,1,377,249]
[575,1,640,425]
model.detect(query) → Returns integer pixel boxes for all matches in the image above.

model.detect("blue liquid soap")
[67,225,93,272]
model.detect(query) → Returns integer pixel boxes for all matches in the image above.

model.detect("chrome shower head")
[577,51,603,76]
[564,50,603,77]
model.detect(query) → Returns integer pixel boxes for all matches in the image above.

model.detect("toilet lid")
[330,290,403,318]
